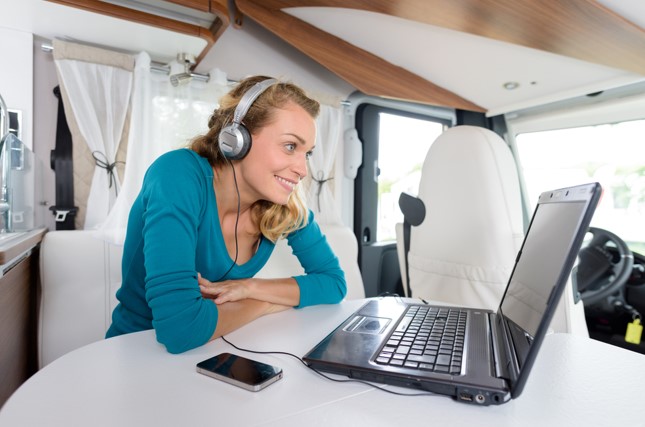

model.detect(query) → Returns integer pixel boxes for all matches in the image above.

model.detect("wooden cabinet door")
[0,253,37,408]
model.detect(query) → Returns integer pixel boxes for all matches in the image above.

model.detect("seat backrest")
[403,125,525,311]
[38,224,364,367]
[38,230,122,368]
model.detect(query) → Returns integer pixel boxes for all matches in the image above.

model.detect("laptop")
[304,182,602,405]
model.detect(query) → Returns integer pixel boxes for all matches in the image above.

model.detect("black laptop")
[304,182,602,405]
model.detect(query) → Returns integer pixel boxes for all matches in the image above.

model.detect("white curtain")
[306,104,344,225]
[53,39,134,229]
[96,52,230,244]
[53,40,133,229]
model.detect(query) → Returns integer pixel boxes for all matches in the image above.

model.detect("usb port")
[459,392,473,402]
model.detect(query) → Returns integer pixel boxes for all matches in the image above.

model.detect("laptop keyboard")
[375,305,467,375]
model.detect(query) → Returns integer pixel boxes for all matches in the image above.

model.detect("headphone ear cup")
[219,124,252,160]
[217,78,277,161]
[230,125,251,160]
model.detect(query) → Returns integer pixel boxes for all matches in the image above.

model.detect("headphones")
[218,78,278,160]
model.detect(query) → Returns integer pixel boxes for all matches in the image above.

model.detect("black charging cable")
[220,336,439,397]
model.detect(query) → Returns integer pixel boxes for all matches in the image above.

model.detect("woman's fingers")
[197,273,250,304]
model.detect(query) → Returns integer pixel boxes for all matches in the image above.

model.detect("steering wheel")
[575,227,634,306]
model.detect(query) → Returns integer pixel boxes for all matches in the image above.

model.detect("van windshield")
[515,119,645,254]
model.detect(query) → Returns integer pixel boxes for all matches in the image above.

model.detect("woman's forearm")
[198,274,301,307]
[247,277,301,306]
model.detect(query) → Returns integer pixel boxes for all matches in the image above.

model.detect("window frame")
[354,104,452,246]
[348,93,454,296]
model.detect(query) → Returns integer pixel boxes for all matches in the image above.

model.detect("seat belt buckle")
[49,206,78,224]
[54,210,70,222]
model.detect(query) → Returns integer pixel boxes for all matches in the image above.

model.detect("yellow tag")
[625,318,642,345]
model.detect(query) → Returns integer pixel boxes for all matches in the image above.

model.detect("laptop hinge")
[489,313,512,382]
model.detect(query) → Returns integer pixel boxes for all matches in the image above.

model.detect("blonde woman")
[106,76,346,353]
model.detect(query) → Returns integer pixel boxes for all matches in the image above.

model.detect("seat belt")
[50,86,77,230]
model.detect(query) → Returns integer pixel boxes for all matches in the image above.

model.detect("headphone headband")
[230,78,278,130]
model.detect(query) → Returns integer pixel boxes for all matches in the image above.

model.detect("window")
[352,100,453,297]
[514,119,645,253]
[376,113,444,241]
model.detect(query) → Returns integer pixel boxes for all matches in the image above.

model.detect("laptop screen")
[500,184,600,338]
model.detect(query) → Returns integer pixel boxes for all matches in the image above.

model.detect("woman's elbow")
[323,266,347,304]
[155,327,202,354]
[331,275,347,303]
[165,345,187,355]
[152,313,215,354]
[163,339,198,354]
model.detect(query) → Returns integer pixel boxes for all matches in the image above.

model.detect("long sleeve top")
[106,149,346,353]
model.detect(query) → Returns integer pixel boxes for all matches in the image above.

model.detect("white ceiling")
[2,0,645,114]
[598,0,645,30]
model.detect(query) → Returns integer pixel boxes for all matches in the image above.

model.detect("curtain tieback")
[92,151,125,196]
[312,171,333,212]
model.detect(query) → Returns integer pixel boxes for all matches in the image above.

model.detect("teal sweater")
[106,149,347,353]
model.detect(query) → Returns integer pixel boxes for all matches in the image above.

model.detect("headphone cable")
[214,160,240,282]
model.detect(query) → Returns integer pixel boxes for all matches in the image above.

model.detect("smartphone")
[196,353,283,391]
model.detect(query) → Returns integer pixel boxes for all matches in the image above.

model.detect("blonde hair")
[190,76,320,242]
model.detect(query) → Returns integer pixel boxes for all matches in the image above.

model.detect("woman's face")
[238,101,316,205]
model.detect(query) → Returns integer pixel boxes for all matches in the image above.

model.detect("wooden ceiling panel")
[259,0,645,75]
[236,0,484,110]
[46,0,230,65]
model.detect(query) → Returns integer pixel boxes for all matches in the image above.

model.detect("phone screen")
[196,353,283,391]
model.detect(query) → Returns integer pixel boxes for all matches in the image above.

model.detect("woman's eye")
[285,143,296,152]
[305,151,313,159]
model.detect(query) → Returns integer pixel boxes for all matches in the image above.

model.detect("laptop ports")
[458,390,487,404]
[458,392,474,402]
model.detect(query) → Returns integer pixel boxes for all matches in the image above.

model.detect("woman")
[106,76,347,353]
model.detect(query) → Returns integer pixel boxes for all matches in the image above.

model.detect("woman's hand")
[198,273,253,304]
[198,273,301,307]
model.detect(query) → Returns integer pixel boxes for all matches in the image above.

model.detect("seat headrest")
[413,125,524,263]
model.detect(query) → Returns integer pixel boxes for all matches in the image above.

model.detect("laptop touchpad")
[344,316,391,334]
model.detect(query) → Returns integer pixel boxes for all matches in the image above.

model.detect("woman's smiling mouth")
[275,175,297,192]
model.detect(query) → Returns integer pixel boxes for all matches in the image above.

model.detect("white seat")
[395,125,588,335]
[38,231,122,368]
[38,224,364,367]
[396,126,524,310]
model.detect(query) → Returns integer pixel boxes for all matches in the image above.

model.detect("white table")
[1,298,644,427]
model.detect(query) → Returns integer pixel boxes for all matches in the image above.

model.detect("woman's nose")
[295,154,308,179]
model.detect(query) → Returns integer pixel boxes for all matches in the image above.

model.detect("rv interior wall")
[32,37,58,232]
[0,28,33,151]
